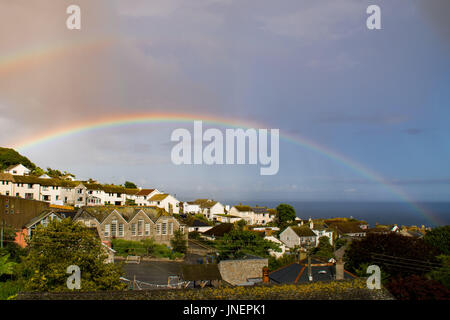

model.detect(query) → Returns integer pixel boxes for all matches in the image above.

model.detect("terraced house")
[228,205,276,225]
[73,206,186,245]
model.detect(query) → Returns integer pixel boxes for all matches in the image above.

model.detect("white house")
[228,205,276,225]
[0,173,14,196]
[148,194,180,214]
[193,199,226,221]
[183,201,202,214]
[132,189,161,206]
[308,219,334,246]
[264,236,287,258]
[279,226,318,249]
[3,164,31,176]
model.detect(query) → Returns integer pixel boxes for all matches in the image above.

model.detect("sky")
[0,0,449,203]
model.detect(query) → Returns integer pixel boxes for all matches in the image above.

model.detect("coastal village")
[0,161,448,300]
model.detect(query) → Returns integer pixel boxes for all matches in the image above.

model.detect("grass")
[111,239,183,260]
[0,281,23,300]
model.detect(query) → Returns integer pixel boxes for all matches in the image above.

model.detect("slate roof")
[23,209,77,228]
[181,264,222,281]
[250,207,269,214]
[75,206,170,223]
[269,258,356,284]
[202,223,234,237]
[188,219,211,227]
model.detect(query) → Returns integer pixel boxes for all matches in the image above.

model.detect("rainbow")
[9,112,444,226]
[0,38,113,74]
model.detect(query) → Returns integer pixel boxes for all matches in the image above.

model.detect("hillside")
[0,147,36,171]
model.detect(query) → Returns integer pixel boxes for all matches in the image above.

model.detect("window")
[156,223,161,235]
[145,223,150,236]
[162,222,167,235]
[137,220,144,236]
[169,222,173,235]
[131,223,137,236]
[5,191,9,196]
[180,226,185,234]
[105,224,110,237]
[25,193,33,200]
[119,224,124,237]
[111,220,117,237]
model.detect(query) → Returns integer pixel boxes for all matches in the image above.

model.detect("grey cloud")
[419,0,450,44]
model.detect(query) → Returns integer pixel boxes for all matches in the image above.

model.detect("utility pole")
[0,219,4,249]
[308,255,312,282]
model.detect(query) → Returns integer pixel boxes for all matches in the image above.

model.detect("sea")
[232,201,450,228]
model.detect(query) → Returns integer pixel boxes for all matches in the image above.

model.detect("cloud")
[260,0,363,41]
[419,0,450,44]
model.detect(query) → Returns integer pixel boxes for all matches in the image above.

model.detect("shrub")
[0,281,23,300]
[385,275,450,300]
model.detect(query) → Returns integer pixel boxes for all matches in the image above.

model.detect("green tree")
[344,233,439,278]
[313,236,334,259]
[18,219,126,292]
[124,181,138,189]
[0,147,36,171]
[170,230,187,254]
[424,225,450,256]
[31,167,45,177]
[46,167,63,178]
[0,254,16,277]
[427,255,450,289]
[217,229,280,260]
[275,204,296,229]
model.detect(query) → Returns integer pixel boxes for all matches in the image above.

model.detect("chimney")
[310,220,314,229]
[262,267,269,283]
[336,259,344,280]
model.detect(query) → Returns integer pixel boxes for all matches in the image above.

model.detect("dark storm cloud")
[419,0,450,43]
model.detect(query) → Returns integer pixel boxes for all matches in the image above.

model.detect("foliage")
[275,204,296,229]
[0,281,23,300]
[312,236,334,260]
[217,229,280,260]
[344,233,439,278]
[18,219,126,292]
[424,225,450,256]
[0,254,17,277]
[31,167,45,177]
[16,279,393,300]
[0,227,27,263]
[125,199,137,206]
[171,230,187,254]
[235,219,247,230]
[124,181,137,189]
[385,275,450,300]
[0,147,36,171]
[192,214,214,226]
[334,238,348,250]
[111,239,183,259]
[427,255,450,289]
[268,254,297,272]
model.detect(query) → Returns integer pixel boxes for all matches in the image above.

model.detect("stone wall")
[218,258,268,286]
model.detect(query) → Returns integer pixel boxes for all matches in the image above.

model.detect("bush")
[0,281,23,300]
[268,254,297,272]
[385,275,450,300]
[111,239,183,260]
